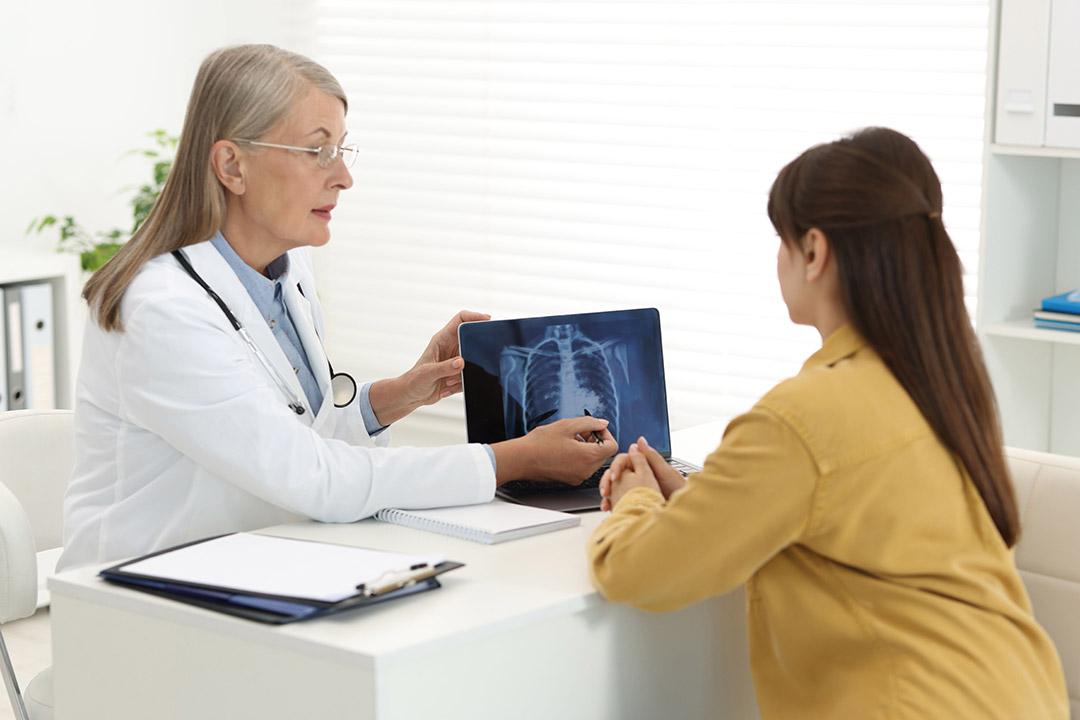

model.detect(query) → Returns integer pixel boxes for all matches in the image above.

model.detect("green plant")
[27,129,178,272]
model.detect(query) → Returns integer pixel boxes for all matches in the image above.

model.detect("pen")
[358,564,439,597]
[582,409,604,444]
[529,408,558,426]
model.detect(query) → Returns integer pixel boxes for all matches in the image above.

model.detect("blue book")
[1034,319,1080,333]
[1040,290,1080,315]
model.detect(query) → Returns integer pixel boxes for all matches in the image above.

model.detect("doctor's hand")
[417,310,491,374]
[599,438,676,511]
[492,417,616,486]
[368,310,490,426]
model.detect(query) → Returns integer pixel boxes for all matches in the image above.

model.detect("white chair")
[0,409,73,720]
[1007,447,1080,718]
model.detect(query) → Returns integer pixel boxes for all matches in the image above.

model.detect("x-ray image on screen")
[500,323,629,441]
[459,308,672,454]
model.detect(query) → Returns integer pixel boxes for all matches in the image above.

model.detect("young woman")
[58,44,614,570]
[589,128,1068,718]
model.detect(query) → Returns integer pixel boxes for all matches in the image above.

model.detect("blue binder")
[19,282,56,409]
[1040,290,1080,315]
[99,534,464,624]
[1034,319,1080,334]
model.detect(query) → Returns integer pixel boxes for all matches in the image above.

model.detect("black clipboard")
[98,534,465,625]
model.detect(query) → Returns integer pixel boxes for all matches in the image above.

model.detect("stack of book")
[1035,290,1080,332]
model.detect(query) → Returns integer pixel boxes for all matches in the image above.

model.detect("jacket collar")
[205,232,330,409]
[283,279,332,414]
[208,231,290,317]
[801,323,868,372]
[172,240,322,423]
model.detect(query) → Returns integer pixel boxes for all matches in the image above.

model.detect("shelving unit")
[977,0,1080,456]
[983,321,1080,347]
[992,144,1080,160]
[1,252,84,410]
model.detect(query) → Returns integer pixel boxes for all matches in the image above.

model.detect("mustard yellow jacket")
[589,325,1068,719]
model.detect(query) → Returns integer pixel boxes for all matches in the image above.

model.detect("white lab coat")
[58,240,494,571]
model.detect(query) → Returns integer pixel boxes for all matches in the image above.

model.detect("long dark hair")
[767,127,1019,547]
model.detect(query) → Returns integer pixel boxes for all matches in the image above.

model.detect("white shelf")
[990,143,1080,160]
[983,0,1080,457]
[0,251,80,286]
[1,251,84,409]
[982,320,1080,346]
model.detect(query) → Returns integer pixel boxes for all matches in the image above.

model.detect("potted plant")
[27,129,178,272]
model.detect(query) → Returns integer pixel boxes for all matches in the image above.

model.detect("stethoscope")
[172,249,357,415]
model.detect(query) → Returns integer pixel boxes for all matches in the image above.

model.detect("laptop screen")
[459,308,673,456]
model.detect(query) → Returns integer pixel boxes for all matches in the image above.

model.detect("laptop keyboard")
[500,457,699,495]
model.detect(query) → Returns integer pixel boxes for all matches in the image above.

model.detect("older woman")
[59,44,614,570]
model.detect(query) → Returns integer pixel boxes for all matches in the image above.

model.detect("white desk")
[49,421,758,719]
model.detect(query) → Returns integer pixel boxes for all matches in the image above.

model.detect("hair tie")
[927,211,941,220]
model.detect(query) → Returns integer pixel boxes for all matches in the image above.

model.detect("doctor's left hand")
[369,310,490,426]
[415,310,491,378]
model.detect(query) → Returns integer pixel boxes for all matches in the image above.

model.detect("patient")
[589,127,1069,718]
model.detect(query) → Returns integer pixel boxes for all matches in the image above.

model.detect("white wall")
[307,2,990,447]
[0,0,306,261]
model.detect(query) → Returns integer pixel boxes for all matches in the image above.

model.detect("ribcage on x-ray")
[500,324,623,440]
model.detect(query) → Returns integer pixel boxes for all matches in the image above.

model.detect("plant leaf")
[26,215,58,234]
[81,242,123,272]
[153,160,171,186]
[30,128,177,261]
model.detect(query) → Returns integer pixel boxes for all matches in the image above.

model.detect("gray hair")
[84,44,347,331]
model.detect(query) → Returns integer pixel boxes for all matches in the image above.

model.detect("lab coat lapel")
[179,241,316,424]
[282,273,334,418]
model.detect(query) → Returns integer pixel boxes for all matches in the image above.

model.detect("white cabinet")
[1046,0,1080,147]
[995,0,1080,149]
[979,153,1080,454]
[994,0,1052,146]
[980,0,1080,456]
[0,253,84,410]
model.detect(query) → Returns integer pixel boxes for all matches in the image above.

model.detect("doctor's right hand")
[492,416,616,486]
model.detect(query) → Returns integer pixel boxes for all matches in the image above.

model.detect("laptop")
[459,308,700,512]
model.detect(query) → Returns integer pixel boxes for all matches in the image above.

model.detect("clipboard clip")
[357,563,439,597]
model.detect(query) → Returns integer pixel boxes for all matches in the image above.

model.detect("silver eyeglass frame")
[234,139,359,168]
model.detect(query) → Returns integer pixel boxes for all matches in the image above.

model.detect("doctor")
[58,44,615,570]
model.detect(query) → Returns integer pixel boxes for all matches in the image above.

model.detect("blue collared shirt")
[210,232,384,435]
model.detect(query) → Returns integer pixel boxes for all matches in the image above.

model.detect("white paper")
[119,533,444,602]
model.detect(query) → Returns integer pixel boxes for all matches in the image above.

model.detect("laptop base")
[496,457,701,514]
[496,487,603,513]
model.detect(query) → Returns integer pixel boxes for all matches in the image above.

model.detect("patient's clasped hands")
[599,437,687,512]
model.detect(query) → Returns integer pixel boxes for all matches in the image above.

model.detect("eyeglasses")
[234,139,359,169]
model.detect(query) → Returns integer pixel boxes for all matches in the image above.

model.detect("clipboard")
[98,534,465,625]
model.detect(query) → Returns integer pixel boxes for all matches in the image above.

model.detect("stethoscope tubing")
[172,248,357,414]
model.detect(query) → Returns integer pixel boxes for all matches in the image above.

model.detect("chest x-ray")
[500,323,629,441]
[459,308,672,454]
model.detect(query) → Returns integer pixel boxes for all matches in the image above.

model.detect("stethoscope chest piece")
[331,370,357,408]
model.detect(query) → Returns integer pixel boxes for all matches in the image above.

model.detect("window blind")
[302,0,989,445]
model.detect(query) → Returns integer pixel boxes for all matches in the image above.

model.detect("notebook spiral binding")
[375,508,488,543]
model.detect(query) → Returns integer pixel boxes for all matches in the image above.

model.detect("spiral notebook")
[374,499,580,544]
